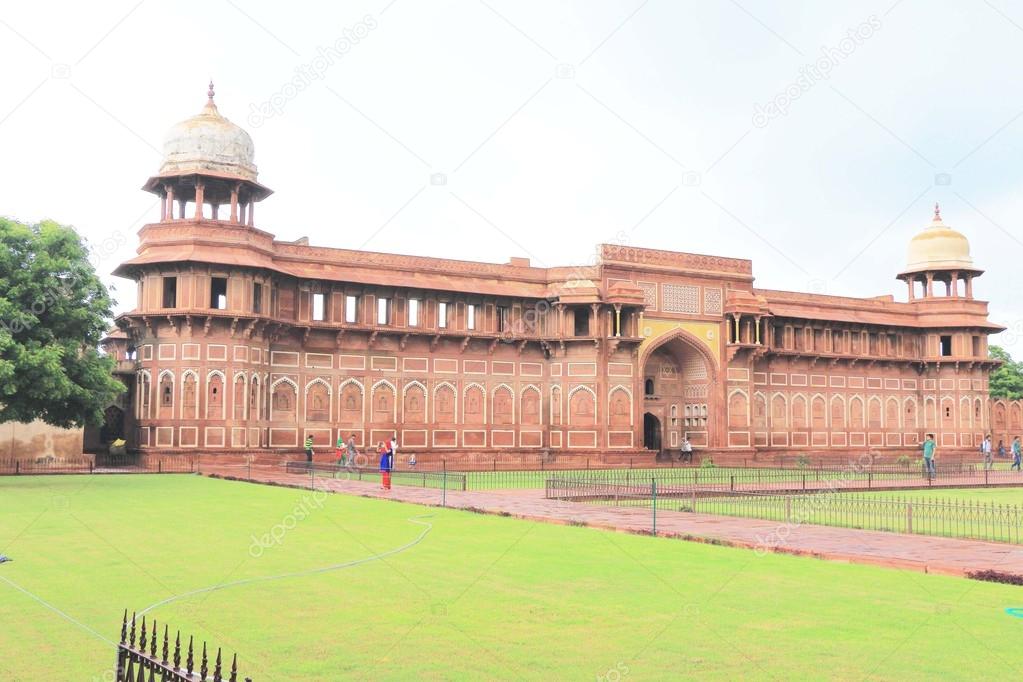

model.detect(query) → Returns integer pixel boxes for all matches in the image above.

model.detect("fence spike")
[200,642,209,680]
[186,635,194,675]
[162,624,169,664]
[230,653,238,682]
[139,616,147,653]
[120,609,128,645]
[150,619,158,658]
[214,647,223,682]
[173,631,181,670]
[130,611,137,648]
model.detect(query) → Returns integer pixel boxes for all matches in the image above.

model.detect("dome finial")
[933,202,941,222]
[207,80,215,103]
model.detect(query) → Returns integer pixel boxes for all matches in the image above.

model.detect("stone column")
[925,273,934,298]
[590,303,600,337]
[754,315,761,345]
[194,180,205,219]
[965,276,973,298]
[230,184,240,223]
[614,304,622,337]
[907,278,914,301]
[247,201,255,226]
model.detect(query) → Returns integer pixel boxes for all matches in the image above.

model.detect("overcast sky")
[3,1,1023,355]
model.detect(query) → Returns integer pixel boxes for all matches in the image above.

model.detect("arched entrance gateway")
[640,330,717,457]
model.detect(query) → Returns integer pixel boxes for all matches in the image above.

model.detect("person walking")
[922,433,936,479]
[680,436,693,464]
[346,434,359,467]
[1012,437,1022,472]
[982,434,993,470]
[335,433,346,466]
[998,439,1006,460]
[304,434,314,464]
[379,441,393,490]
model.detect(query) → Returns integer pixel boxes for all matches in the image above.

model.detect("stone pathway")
[203,464,1023,579]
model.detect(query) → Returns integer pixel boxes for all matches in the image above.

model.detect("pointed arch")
[607,384,632,427]
[270,377,298,422]
[232,371,247,420]
[180,370,200,420]
[903,395,918,430]
[568,385,597,426]
[305,378,332,422]
[940,395,956,429]
[849,395,865,429]
[830,394,846,430]
[791,393,808,429]
[959,395,972,430]
[885,396,900,430]
[206,370,226,420]
[433,381,457,423]
[402,380,427,424]
[550,384,562,426]
[137,369,152,420]
[752,391,767,430]
[522,384,543,426]
[923,396,936,430]
[463,382,486,425]
[770,392,788,429]
[249,373,261,421]
[338,378,365,424]
[810,393,827,430]
[727,388,750,429]
[492,383,515,425]
[371,379,397,423]
[867,396,882,429]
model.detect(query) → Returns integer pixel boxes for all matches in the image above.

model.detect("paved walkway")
[203,464,1023,579]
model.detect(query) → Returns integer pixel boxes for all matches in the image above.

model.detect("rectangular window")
[940,335,953,357]
[408,298,420,327]
[252,283,262,314]
[162,276,177,309]
[345,295,358,323]
[972,335,981,357]
[312,293,325,321]
[377,297,390,325]
[574,308,590,336]
[467,304,477,330]
[210,277,227,310]
[270,285,278,315]
[497,305,509,333]
[438,302,448,329]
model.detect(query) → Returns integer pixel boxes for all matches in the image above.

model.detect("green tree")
[0,218,123,428]
[989,345,1023,399]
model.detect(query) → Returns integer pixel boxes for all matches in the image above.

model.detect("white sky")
[3,0,1023,356]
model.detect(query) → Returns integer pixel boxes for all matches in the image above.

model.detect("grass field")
[2,475,1023,680]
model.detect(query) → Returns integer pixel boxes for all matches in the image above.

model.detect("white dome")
[158,85,257,182]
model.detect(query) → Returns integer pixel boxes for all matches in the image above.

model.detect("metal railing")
[0,455,196,475]
[545,478,1023,544]
[116,611,251,681]
[462,462,1020,491]
[283,461,467,490]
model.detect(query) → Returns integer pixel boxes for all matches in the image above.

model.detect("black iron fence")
[283,461,467,490]
[0,454,196,475]
[116,610,251,681]
[461,461,1020,491]
[545,478,1023,544]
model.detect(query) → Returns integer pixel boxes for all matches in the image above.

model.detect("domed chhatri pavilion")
[103,86,1018,463]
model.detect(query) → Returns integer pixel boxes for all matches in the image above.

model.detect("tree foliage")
[989,345,1023,400]
[0,218,123,427]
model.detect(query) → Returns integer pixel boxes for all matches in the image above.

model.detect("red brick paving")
[203,464,1023,579]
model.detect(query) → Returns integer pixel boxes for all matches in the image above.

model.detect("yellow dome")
[901,204,976,275]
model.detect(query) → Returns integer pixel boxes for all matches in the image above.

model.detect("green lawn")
[2,475,1023,680]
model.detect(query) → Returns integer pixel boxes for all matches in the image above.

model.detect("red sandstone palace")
[101,86,1021,461]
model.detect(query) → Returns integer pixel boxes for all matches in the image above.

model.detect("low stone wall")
[0,421,84,460]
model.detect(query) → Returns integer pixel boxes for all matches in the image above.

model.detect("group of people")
[921,432,1023,478]
[979,434,1022,471]
[303,433,415,491]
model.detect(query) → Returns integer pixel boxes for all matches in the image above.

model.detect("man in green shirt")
[922,434,936,479]
[304,435,314,464]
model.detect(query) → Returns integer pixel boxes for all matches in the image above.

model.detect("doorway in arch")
[643,412,662,452]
